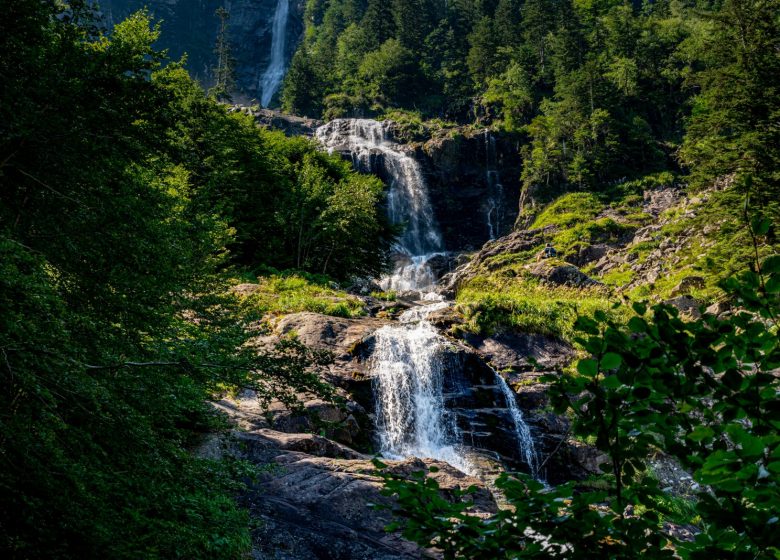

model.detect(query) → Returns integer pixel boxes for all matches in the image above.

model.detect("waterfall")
[371,302,472,473]
[484,132,506,240]
[315,119,444,293]
[495,372,541,478]
[317,118,542,479]
[259,0,290,107]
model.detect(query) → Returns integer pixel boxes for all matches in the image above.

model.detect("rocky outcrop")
[102,0,305,101]
[418,131,523,250]
[231,106,323,136]
[206,393,497,560]
[526,261,601,288]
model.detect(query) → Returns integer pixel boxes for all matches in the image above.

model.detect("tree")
[680,0,780,216]
[210,6,235,100]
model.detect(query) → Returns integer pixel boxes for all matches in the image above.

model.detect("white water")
[316,118,541,479]
[484,132,506,240]
[372,302,472,473]
[259,0,290,107]
[315,119,444,293]
[495,372,541,478]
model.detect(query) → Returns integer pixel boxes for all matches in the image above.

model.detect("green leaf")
[577,358,599,377]
[687,425,714,443]
[765,274,780,294]
[762,255,780,274]
[601,352,622,370]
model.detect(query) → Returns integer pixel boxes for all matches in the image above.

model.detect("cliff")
[101,0,304,102]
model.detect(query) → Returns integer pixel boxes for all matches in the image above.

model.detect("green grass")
[456,274,623,342]
[235,272,365,319]
[531,192,604,230]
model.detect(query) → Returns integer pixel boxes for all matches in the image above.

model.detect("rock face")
[101,0,304,102]
[231,106,323,136]
[208,396,497,560]
[419,131,523,250]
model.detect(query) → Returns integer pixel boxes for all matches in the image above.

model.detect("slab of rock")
[463,331,574,373]
[244,453,495,560]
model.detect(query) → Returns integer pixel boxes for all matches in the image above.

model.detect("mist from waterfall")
[259,0,290,107]
[315,119,444,293]
[372,303,472,473]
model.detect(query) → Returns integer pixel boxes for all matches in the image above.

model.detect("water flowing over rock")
[259,0,290,107]
[316,119,446,293]
[494,372,540,478]
[484,132,507,240]
[371,302,472,473]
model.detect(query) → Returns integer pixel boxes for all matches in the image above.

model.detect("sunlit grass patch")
[234,272,365,319]
[456,274,624,342]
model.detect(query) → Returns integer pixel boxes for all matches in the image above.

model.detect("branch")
[16,168,89,208]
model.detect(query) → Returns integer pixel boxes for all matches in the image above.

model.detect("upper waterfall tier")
[316,119,443,257]
[259,0,290,106]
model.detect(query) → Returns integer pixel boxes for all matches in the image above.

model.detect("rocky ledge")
[206,392,496,560]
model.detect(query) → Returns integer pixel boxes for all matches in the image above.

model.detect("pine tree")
[211,6,234,101]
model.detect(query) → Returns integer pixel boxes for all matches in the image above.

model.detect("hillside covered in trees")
[1,0,779,559]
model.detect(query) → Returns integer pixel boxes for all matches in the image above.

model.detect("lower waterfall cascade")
[315,118,541,477]
[371,302,473,473]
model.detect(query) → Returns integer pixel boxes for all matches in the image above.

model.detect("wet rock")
[462,331,574,373]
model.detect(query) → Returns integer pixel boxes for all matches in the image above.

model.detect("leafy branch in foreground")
[377,248,779,559]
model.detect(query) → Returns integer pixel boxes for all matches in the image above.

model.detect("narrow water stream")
[259,0,290,107]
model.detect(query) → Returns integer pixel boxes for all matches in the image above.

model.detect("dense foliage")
[378,245,780,559]
[0,1,390,557]
[283,0,779,205]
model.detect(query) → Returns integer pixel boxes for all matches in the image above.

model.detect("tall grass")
[457,275,623,341]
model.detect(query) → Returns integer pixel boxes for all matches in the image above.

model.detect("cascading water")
[371,302,472,473]
[495,372,541,478]
[315,119,444,293]
[316,118,541,478]
[484,132,506,240]
[259,0,290,107]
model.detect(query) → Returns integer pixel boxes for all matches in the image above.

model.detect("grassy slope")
[232,272,365,319]
[454,174,776,343]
